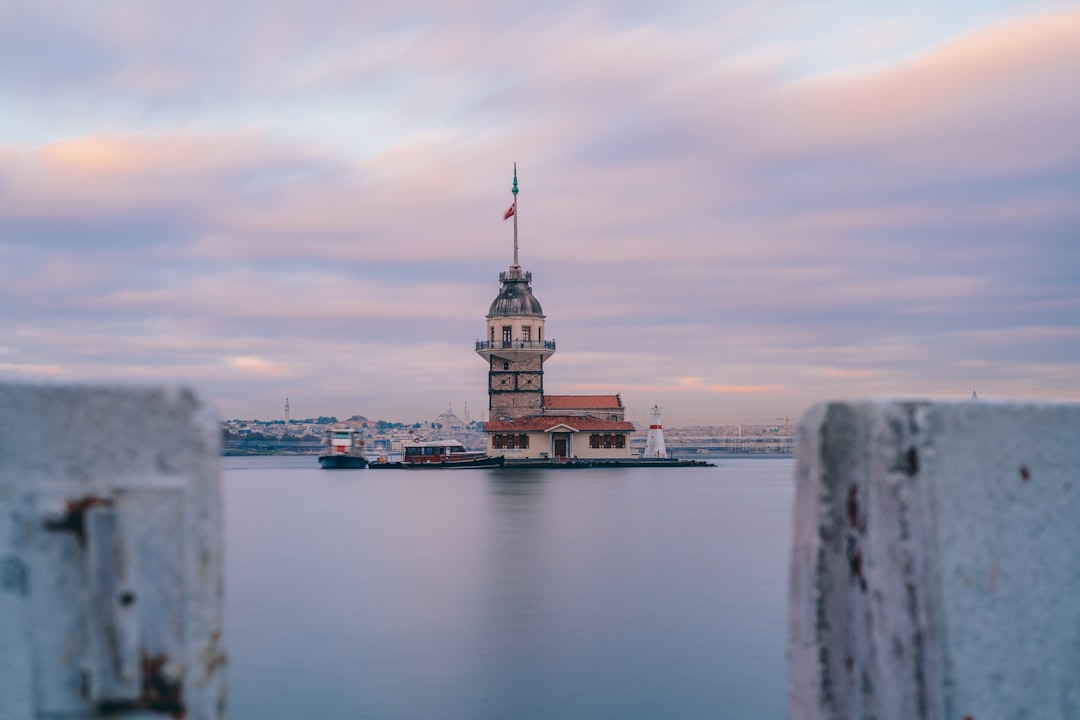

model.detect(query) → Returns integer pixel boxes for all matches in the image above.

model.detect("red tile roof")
[543,394,623,409]
[484,414,635,433]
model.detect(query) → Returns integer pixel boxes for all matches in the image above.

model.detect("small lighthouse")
[643,404,668,458]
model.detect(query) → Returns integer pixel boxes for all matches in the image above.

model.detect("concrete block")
[0,383,225,719]
[789,400,1080,720]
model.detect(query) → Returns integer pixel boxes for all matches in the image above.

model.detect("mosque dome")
[436,407,464,432]
[487,274,545,318]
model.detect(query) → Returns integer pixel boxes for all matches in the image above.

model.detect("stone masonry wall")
[789,400,1080,720]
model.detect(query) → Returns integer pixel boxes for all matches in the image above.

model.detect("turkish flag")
[503,204,515,220]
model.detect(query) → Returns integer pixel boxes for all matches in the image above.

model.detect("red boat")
[397,439,504,468]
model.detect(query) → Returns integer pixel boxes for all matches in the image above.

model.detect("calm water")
[223,456,795,720]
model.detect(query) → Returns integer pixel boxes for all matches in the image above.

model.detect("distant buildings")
[220,416,794,456]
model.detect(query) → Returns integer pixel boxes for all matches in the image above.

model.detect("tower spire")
[512,163,519,268]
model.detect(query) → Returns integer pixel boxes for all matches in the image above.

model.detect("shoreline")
[221,449,792,460]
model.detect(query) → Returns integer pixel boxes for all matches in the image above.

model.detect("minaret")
[476,165,556,421]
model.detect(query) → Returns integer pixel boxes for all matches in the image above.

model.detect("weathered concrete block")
[789,400,1080,720]
[0,383,225,719]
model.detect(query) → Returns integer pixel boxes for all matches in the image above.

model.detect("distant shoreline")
[220,449,792,459]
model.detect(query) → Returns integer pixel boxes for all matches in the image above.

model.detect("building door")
[552,434,569,460]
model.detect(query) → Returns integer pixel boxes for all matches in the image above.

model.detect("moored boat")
[318,426,369,469]
[391,439,503,468]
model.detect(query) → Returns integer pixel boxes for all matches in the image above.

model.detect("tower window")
[502,326,512,347]
[503,361,509,370]
[522,326,531,342]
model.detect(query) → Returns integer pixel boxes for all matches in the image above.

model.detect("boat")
[374,439,503,468]
[318,426,369,469]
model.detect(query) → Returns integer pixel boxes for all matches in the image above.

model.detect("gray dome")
[488,278,544,317]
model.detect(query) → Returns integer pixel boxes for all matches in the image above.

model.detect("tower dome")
[487,269,544,318]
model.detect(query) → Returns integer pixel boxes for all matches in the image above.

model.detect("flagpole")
[512,163,519,267]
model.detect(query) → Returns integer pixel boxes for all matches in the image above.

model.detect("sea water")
[223,456,794,720]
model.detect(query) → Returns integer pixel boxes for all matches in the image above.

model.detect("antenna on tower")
[284,396,290,423]
[512,163,519,267]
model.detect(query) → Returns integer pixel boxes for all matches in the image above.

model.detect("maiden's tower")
[477,167,636,461]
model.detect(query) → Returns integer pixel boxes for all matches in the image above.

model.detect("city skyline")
[2,1,1078,425]
[220,399,791,429]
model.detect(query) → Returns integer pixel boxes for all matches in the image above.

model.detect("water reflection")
[483,470,553,718]
[224,459,794,720]
[487,468,547,495]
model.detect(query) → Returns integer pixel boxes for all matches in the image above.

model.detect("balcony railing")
[499,269,532,283]
[476,340,556,352]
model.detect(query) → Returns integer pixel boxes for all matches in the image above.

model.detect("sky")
[2,0,1079,426]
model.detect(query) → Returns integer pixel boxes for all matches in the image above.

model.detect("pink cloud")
[816,368,883,380]
[791,8,1080,116]
[778,8,1080,166]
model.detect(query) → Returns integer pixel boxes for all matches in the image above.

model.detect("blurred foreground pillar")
[789,400,1080,720]
[0,383,225,719]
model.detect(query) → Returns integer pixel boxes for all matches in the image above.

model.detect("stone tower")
[476,166,556,421]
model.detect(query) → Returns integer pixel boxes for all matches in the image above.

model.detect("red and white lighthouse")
[643,404,668,458]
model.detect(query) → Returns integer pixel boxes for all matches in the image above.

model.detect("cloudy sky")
[2,0,1078,426]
